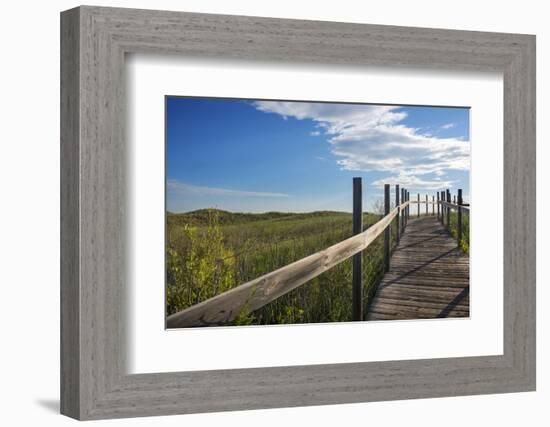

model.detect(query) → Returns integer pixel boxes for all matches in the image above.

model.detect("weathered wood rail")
[166,181,469,328]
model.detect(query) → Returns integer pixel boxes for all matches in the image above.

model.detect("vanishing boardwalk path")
[367,216,470,321]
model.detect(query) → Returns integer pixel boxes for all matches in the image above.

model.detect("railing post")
[395,184,400,243]
[402,188,406,232]
[457,189,463,247]
[425,194,428,215]
[432,195,435,215]
[404,190,406,225]
[384,184,391,272]
[401,188,407,234]
[352,177,363,321]
[441,191,445,224]
[437,192,440,220]
[446,189,451,230]
[417,193,420,217]
[407,191,410,220]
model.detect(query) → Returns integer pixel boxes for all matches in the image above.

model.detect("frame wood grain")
[60,5,536,420]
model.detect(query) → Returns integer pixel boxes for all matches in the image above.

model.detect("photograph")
[165,97,470,328]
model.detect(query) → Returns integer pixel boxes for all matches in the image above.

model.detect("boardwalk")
[367,216,469,321]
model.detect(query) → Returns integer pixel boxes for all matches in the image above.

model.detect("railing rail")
[440,200,470,211]
[167,199,410,328]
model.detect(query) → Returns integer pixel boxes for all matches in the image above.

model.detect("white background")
[128,56,503,373]
[0,0,547,426]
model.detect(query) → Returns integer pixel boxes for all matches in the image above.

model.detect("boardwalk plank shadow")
[367,216,469,321]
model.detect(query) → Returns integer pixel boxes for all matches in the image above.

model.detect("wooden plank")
[376,285,470,300]
[391,252,469,258]
[391,248,468,256]
[373,292,469,307]
[384,273,469,281]
[369,308,469,320]
[368,307,468,320]
[378,277,470,290]
[381,274,470,284]
[384,272,470,280]
[389,264,468,270]
[390,259,469,265]
[440,200,469,211]
[60,8,81,419]
[371,296,469,311]
[390,253,469,261]
[167,203,399,327]
[388,262,470,269]
[368,302,469,318]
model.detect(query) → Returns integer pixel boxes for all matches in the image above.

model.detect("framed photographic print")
[164,96,471,329]
[61,6,535,420]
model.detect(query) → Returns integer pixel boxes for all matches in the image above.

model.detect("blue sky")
[166,97,469,213]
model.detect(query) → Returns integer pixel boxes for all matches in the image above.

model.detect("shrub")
[166,210,236,315]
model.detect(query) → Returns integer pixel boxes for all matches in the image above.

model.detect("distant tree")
[371,198,385,215]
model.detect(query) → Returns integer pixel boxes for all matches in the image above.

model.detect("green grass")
[445,210,470,253]
[166,208,387,325]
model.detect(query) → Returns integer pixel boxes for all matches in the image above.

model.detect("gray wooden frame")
[61,5,536,420]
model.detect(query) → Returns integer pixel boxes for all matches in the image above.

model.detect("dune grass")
[166,209,388,325]
[442,210,470,253]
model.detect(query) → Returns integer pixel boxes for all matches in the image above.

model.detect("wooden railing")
[438,189,470,246]
[407,189,470,246]
[167,180,411,328]
[166,183,468,328]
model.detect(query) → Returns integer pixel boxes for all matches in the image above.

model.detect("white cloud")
[167,180,290,198]
[371,171,455,190]
[253,101,469,190]
[310,130,321,136]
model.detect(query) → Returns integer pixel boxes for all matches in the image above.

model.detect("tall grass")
[166,210,236,316]
[445,210,470,253]
[166,209,386,325]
